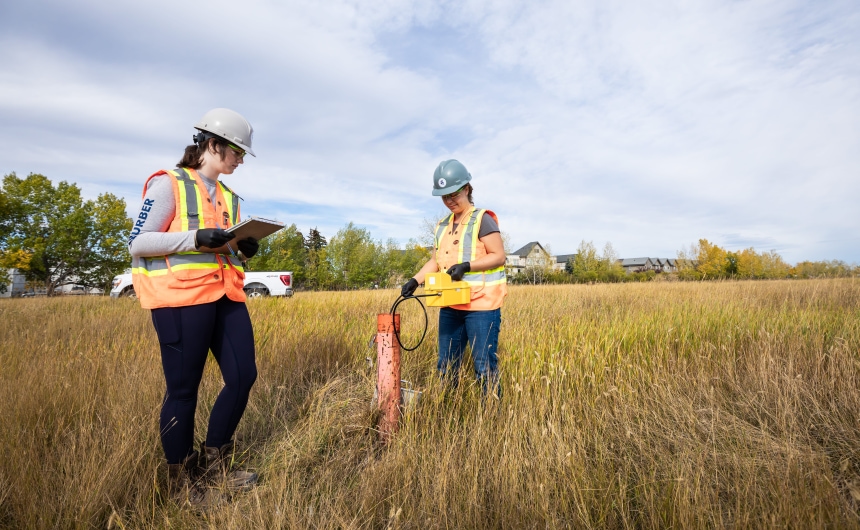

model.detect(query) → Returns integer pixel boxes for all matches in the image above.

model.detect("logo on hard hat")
[437,178,447,188]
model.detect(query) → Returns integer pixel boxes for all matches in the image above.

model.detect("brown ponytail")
[176,136,231,169]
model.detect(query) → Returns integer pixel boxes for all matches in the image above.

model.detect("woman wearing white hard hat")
[128,108,259,509]
[402,160,508,396]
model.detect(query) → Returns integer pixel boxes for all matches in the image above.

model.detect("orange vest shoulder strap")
[482,209,499,227]
[141,169,179,198]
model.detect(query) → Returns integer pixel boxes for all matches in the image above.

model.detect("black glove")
[446,262,470,281]
[237,237,259,259]
[195,228,235,249]
[401,278,419,297]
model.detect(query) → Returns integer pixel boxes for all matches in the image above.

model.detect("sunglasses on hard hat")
[442,186,466,201]
[228,143,246,160]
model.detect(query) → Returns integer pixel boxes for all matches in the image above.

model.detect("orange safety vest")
[132,168,246,309]
[434,207,507,311]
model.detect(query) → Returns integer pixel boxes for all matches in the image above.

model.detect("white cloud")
[1,0,858,263]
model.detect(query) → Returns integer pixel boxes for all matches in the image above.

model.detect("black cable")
[388,293,440,351]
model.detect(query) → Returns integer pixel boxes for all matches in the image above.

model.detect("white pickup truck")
[110,271,294,299]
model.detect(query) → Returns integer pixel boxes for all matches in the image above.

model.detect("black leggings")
[151,296,257,464]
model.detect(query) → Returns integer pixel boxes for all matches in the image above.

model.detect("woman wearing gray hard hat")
[402,160,508,396]
[127,108,260,509]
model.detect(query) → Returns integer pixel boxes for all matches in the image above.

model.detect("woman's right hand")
[195,228,236,249]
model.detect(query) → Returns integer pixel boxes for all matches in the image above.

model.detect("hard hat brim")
[432,183,467,196]
[195,126,256,157]
[234,142,256,157]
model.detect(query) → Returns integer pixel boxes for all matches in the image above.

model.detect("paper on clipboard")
[227,216,285,241]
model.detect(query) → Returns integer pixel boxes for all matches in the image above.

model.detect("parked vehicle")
[110,271,293,300]
[242,271,294,298]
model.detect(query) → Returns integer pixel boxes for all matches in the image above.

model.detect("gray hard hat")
[194,108,256,157]
[432,159,472,196]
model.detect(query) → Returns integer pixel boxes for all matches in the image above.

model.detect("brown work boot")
[201,441,258,492]
[167,451,224,511]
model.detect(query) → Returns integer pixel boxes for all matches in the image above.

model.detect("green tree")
[0,187,18,287]
[251,224,307,282]
[567,240,625,283]
[0,173,131,295]
[327,223,380,289]
[305,246,334,290]
[725,251,739,276]
[77,192,134,290]
[305,227,327,253]
[599,242,627,282]
[759,250,790,278]
[377,238,402,288]
[570,240,599,282]
[304,227,333,290]
[792,260,856,278]
[387,239,431,286]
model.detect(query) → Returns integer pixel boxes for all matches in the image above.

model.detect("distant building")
[655,258,678,273]
[0,269,27,298]
[506,242,553,275]
[554,254,577,272]
[620,257,684,273]
[504,239,687,276]
[620,257,655,273]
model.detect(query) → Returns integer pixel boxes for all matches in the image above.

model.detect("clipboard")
[227,216,285,241]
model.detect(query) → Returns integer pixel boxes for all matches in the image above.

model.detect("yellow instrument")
[422,272,471,307]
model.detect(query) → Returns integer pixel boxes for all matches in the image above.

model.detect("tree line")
[0,173,131,295]
[248,222,430,290]
[0,174,430,294]
[508,240,634,285]
[2,174,854,295]
[676,239,857,280]
[513,238,857,285]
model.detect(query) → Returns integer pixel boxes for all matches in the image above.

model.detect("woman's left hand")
[446,262,470,281]
[237,237,259,259]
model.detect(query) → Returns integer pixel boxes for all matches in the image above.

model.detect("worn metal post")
[376,313,401,442]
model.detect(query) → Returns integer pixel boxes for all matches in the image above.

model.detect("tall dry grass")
[0,280,858,529]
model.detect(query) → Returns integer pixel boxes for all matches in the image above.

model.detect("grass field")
[0,280,858,529]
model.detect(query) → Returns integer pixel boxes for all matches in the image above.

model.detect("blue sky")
[1,0,858,263]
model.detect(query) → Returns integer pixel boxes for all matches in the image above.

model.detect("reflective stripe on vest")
[173,168,204,231]
[171,168,240,229]
[220,181,240,226]
[132,254,243,276]
[434,208,507,310]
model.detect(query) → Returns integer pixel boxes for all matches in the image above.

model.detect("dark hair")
[177,135,231,169]
[466,184,474,205]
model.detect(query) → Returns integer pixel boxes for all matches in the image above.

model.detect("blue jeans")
[437,307,502,395]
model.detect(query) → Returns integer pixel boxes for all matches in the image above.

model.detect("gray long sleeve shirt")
[127,171,224,257]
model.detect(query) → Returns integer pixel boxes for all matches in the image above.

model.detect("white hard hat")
[194,108,255,157]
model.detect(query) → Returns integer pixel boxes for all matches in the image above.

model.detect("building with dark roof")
[620,257,654,273]
[554,254,577,271]
[506,241,553,275]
